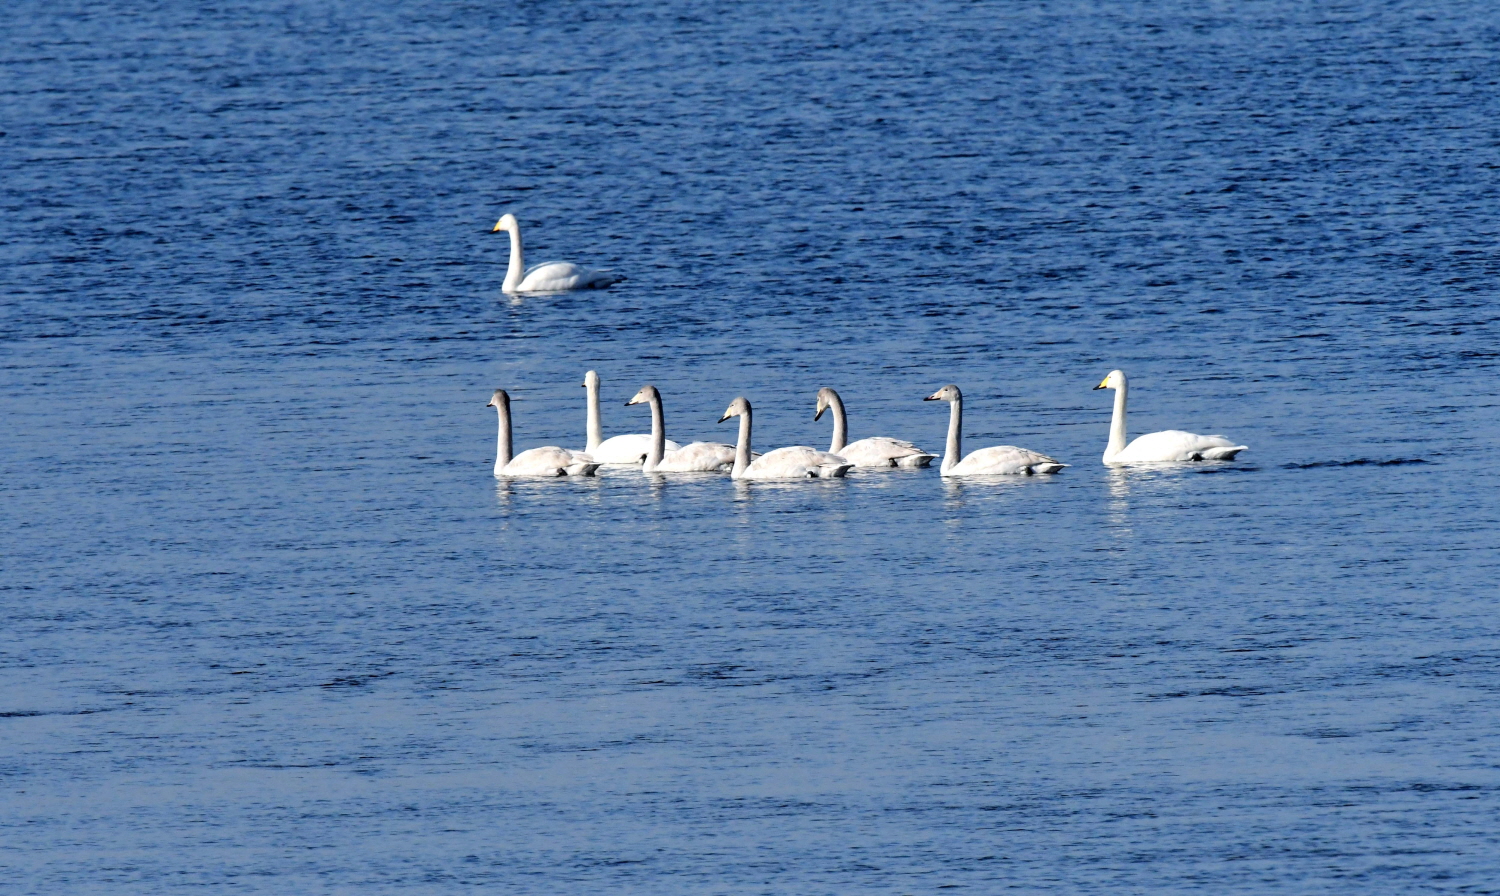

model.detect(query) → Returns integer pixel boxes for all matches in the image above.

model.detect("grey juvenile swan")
[719,397,852,480]
[814,387,935,469]
[625,385,737,472]
[923,385,1066,476]
[487,389,599,477]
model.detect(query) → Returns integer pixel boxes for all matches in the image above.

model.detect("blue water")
[4,1,1499,891]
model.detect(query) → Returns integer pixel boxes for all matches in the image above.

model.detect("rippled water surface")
[4,1,1500,891]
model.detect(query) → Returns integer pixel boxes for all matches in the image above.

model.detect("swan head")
[625,385,658,406]
[924,384,961,403]
[485,388,510,409]
[814,387,841,421]
[582,369,599,390]
[1094,369,1126,391]
[492,213,518,234]
[718,396,751,423]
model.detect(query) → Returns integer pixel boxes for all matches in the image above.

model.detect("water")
[3,0,1499,891]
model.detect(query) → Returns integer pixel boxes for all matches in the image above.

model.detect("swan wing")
[1115,430,1247,463]
[947,445,1067,476]
[501,446,599,477]
[655,441,737,473]
[516,262,624,293]
[744,446,853,480]
[591,433,681,465]
[841,436,936,468]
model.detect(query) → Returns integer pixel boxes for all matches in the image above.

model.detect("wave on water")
[1283,458,1429,469]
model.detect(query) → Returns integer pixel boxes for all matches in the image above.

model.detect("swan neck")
[502,226,524,293]
[494,403,512,474]
[1106,380,1128,460]
[732,409,752,479]
[644,393,666,471]
[585,379,603,452]
[942,398,961,474]
[828,393,847,453]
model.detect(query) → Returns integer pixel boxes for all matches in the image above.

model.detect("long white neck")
[732,409,753,479]
[827,392,848,453]
[585,379,603,452]
[494,403,513,475]
[643,393,667,471]
[502,226,525,293]
[1106,378,1129,461]
[942,397,962,475]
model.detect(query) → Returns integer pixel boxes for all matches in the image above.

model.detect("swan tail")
[1200,445,1248,460]
[817,462,855,479]
[898,453,937,468]
[1032,462,1068,474]
[588,271,625,288]
[566,454,601,476]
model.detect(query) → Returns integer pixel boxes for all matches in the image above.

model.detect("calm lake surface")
[3,0,1499,891]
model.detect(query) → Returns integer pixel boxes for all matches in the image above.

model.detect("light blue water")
[3,1,1499,891]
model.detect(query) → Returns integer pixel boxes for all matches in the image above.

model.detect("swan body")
[1094,370,1247,464]
[590,434,658,465]
[625,385,737,473]
[815,387,935,469]
[487,389,599,477]
[492,214,624,294]
[583,370,679,464]
[720,397,852,480]
[923,385,1066,476]
[655,442,739,473]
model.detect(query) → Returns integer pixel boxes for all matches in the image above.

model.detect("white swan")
[583,370,679,464]
[1093,370,1247,464]
[492,214,624,294]
[719,397,853,480]
[814,387,935,469]
[625,385,737,472]
[487,389,599,477]
[923,385,1067,476]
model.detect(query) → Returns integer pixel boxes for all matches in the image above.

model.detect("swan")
[486,389,600,477]
[583,370,680,464]
[624,385,737,472]
[923,385,1067,476]
[492,213,624,294]
[1093,370,1247,463]
[719,397,853,480]
[814,387,935,469]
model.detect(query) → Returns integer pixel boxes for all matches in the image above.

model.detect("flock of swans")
[485,216,1248,480]
[486,370,1248,480]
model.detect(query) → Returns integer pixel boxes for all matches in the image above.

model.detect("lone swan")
[583,370,678,464]
[492,214,624,294]
[625,385,737,472]
[487,389,600,477]
[923,385,1066,476]
[1093,370,1247,464]
[815,387,935,469]
[720,397,852,480]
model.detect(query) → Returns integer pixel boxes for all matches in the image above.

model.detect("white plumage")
[582,370,680,464]
[1093,370,1247,464]
[492,214,624,294]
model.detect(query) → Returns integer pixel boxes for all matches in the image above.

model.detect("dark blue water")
[4,1,1499,891]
